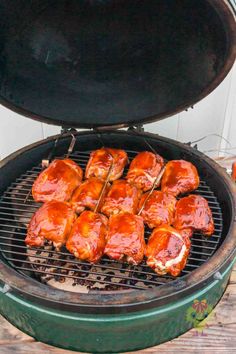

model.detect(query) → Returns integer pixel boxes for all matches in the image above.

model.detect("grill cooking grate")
[0,150,223,292]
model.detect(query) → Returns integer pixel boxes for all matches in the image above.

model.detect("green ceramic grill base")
[0,260,234,353]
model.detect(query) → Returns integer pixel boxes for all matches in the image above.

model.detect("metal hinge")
[185,142,198,150]
[128,125,145,132]
[184,105,194,112]
[228,0,236,13]
[61,127,78,135]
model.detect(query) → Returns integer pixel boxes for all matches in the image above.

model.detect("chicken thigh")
[32,159,83,203]
[85,148,128,181]
[25,201,76,249]
[126,151,164,192]
[71,177,109,214]
[66,210,108,263]
[104,212,145,265]
[145,225,192,276]
[101,180,141,216]
[173,194,214,236]
[139,191,177,229]
[161,160,199,196]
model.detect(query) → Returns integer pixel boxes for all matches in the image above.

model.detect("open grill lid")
[0,0,235,129]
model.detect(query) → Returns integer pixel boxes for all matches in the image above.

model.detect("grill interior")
[0,149,223,292]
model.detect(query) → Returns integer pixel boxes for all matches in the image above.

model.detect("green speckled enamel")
[0,260,234,353]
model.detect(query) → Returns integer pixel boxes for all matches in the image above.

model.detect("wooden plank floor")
[0,157,235,353]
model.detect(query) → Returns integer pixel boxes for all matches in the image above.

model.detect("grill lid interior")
[0,0,235,128]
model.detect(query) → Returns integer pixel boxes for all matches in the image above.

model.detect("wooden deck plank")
[0,342,75,354]
[0,316,33,345]
[230,270,236,284]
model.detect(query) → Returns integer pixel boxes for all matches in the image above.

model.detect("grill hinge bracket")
[128,125,145,132]
[61,127,78,134]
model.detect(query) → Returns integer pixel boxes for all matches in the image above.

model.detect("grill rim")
[0,130,236,314]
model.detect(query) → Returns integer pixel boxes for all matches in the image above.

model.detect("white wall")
[0,63,235,160]
[146,63,236,158]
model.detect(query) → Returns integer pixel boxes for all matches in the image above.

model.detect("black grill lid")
[0,0,235,128]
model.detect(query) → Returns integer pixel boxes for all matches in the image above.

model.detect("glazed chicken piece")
[66,210,108,263]
[71,177,110,214]
[126,151,164,192]
[173,195,214,236]
[32,159,83,203]
[85,148,128,181]
[231,162,236,182]
[104,213,145,265]
[101,180,141,217]
[25,201,76,249]
[161,160,199,196]
[139,191,177,229]
[145,225,192,276]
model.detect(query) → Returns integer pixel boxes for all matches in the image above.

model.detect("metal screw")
[1,284,11,294]
[214,271,223,281]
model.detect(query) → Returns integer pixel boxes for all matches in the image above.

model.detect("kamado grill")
[0,0,236,352]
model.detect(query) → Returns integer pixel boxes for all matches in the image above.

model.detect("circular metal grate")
[0,150,223,292]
